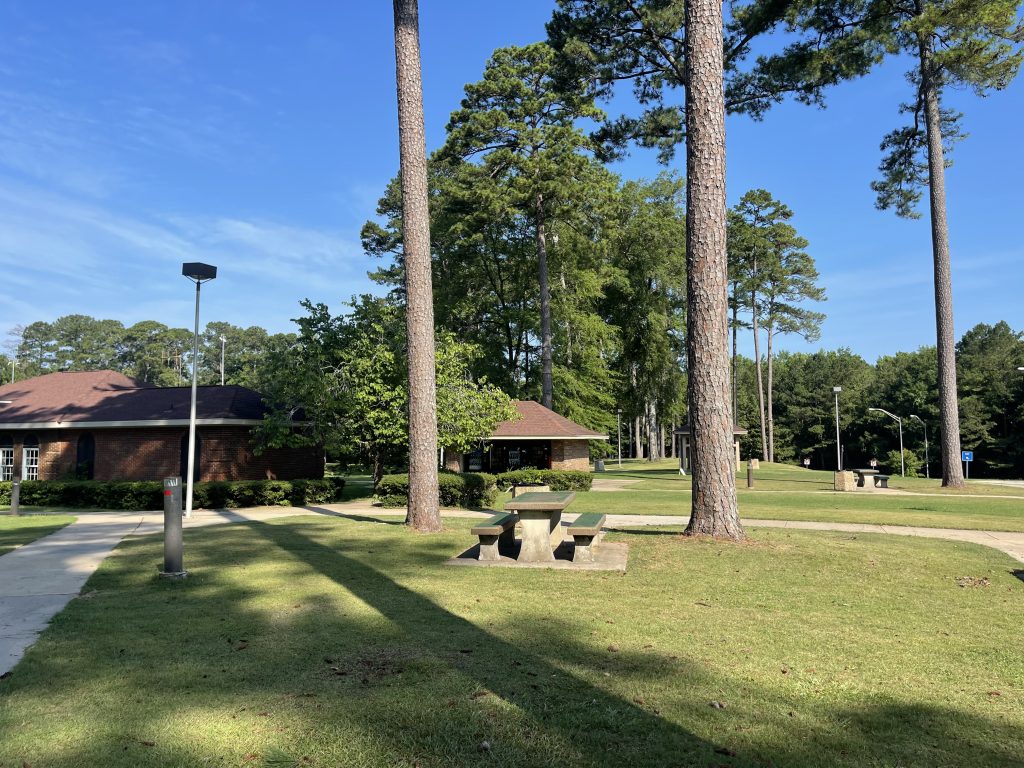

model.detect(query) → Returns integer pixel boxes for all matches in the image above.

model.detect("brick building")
[0,371,322,482]
[444,400,606,473]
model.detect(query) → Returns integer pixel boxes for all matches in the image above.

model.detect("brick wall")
[550,439,591,471]
[0,427,323,482]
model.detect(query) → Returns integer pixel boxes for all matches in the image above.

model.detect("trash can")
[595,460,606,472]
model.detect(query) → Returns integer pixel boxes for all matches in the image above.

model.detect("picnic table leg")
[517,511,557,562]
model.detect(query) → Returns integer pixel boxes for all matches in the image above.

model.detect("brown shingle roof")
[490,400,607,440]
[0,370,268,425]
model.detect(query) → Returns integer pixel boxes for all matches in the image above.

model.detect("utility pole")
[219,335,227,386]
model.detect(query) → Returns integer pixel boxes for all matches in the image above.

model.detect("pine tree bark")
[683,0,743,540]
[751,283,768,461]
[393,0,441,531]
[535,195,555,410]
[634,415,645,459]
[917,24,965,489]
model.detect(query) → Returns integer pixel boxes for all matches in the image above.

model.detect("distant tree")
[393,0,441,531]
[257,297,517,487]
[730,0,1023,487]
[443,42,606,411]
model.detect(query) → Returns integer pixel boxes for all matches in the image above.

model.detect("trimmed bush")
[494,469,592,492]
[376,471,498,509]
[0,478,345,511]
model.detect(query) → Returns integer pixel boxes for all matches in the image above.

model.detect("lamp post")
[616,408,622,468]
[869,407,905,477]
[182,262,217,519]
[832,386,842,471]
[909,414,929,479]
[219,335,227,386]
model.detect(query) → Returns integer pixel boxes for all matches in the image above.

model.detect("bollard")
[10,478,20,516]
[160,476,187,579]
[747,459,754,488]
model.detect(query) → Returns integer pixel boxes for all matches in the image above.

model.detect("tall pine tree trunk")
[751,285,768,461]
[766,323,775,463]
[393,0,441,531]
[634,415,645,459]
[917,25,965,489]
[646,400,660,461]
[535,194,554,410]
[683,0,743,540]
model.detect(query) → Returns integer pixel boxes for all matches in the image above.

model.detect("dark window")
[180,432,202,481]
[76,433,96,480]
[0,435,12,481]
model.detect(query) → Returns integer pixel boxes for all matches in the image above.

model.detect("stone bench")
[471,512,518,562]
[569,512,606,563]
[874,475,890,489]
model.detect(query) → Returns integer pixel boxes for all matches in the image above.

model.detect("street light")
[182,262,217,519]
[832,386,842,471]
[909,414,929,479]
[869,407,905,477]
[219,335,227,386]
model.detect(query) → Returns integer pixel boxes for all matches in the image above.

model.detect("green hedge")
[494,469,593,492]
[376,472,497,509]
[0,477,345,511]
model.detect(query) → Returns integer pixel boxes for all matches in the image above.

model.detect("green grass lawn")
[0,513,75,555]
[559,461,1024,532]
[0,515,1020,767]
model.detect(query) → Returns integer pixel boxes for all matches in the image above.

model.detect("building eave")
[487,434,608,441]
[0,418,264,430]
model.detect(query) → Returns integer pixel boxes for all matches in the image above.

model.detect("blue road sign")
[961,451,974,462]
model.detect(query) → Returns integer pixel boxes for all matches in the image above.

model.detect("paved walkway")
[3,503,1023,676]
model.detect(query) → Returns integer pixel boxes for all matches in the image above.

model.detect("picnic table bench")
[875,474,890,489]
[471,512,518,562]
[569,512,606,563]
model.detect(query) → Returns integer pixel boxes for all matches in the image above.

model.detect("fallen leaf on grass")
[955,576,990,588]
[139,740,155,747]
[709,700,726,709]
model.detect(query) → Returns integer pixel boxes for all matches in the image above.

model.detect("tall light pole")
[832,386,842,471]
[616,408,622,468]
[182,262,217,519]
[219,335,227,386]
[869,407,905,477]
[909,414,929,479]
[9,359,15,384]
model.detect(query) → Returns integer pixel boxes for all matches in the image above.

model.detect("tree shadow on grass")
[2,517,1022,767]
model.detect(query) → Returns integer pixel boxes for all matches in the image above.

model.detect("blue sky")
[0,1,1020,362]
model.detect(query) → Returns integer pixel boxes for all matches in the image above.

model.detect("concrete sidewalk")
[0,513,145,675]
[2,503,1022,676]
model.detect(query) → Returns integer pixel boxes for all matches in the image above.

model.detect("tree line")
[6,310,1021,478]
[2,316,295,390]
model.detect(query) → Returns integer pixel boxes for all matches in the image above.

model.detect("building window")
[76,433,96,480]
[0,435,12,482]
[22,435,39,481]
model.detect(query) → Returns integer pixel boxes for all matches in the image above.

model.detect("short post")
[746,459,754,488]
[160,476,187,579]
[10,478,20,516]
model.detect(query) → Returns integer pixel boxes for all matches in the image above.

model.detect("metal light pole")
[832,386,842,471]
[909,414,929,479]
[616,408,622,468]
[869,407,905,477]
[9,359,14,384]
[219,335,227,386]
[182,262,217,519]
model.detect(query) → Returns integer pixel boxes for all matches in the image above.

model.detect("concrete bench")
[472,512,518,562]
[874,475,890,489]
[569,512,606,563]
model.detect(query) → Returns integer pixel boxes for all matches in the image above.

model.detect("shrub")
[494,469,592,492]
[0,477,344,511]
[376,472,497,509]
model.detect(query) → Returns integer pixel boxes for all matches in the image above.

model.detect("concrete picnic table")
[503,490,575,563]
[853,468,880,490]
